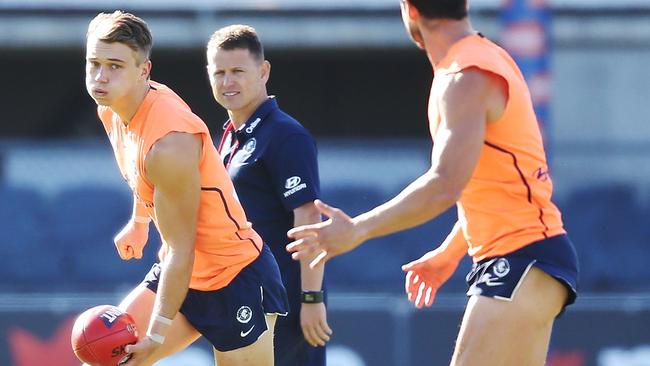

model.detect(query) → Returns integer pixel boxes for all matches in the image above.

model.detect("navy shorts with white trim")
[142,243,289,351]
[466,234,579,311]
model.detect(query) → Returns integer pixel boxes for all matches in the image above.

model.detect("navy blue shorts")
[142,244,289,352]
[466,234,579,311]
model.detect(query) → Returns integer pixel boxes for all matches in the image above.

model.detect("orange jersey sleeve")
[431,34,565,261]
[98,81,262,291]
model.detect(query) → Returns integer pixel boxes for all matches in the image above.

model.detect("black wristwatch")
[301,290,325,303]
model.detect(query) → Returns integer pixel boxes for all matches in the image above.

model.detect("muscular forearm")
[354,170,459,242]
[148,249,193,331]
[300,250,325,291]
[295,204,325,290]
[156,251,193,316]
[438,221,468,261]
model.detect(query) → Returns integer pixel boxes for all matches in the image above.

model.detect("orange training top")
[430,34,565,261]
[98,81,262,291]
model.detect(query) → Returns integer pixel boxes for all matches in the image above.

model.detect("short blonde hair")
[87,11,153,64]
[207,25,264,62]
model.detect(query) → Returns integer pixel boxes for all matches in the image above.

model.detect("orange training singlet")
[98,81,262,291]
[430,34,565,261]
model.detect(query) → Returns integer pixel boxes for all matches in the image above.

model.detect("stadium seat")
[562,184,647,291]
[319,185,472,292]
[322,185,392,291]
[320,184,386,217]
[0,185,65,290]
[50,186,157,290]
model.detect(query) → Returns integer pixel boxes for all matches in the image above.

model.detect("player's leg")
[192,244,287,366]
[450,266,568,366]
[214,314,277,366]
[119,284,201,361]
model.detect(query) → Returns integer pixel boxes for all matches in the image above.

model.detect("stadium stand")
[320,185,469,292]
[561,184,648,291]
[0,180,647,293]
[0,185,62,289]
[49,186,157,290]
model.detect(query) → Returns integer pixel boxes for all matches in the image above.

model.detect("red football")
[71,305,139,366]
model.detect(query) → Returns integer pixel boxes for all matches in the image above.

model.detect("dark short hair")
[87,11,153,63]
[207,25,264,61]
[407,0,468,20]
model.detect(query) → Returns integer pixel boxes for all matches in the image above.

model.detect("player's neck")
[423,19,475,69]
[228,94,268,130]
[113,82,151,125]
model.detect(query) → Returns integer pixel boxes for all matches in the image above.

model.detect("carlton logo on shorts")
[236,306,253,324]
[493,258,511,278]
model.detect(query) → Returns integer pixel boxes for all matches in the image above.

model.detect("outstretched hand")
[286,200,364,268]
[402,247,461,308]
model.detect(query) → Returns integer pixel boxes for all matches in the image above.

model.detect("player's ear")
[141,59,152,80]
[404,0,420,21]
[261,60,271,83]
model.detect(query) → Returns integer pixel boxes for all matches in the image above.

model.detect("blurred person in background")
[287,0,579,365]
[84,11,288,366]
[207,25,332,366]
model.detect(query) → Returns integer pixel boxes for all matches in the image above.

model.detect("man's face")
[206,47,268,113]
[85,37,147,107]
[400,0,426,50]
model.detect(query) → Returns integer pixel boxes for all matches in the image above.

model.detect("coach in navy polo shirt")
[207,25,331,366]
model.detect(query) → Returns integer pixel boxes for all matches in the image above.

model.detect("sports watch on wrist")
[300,290,324,303]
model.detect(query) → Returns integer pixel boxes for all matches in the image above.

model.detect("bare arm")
[353,69,497,241]
[402,220,468,308]
[114,195,150,261]
[132,195,151,224]
[436,220,468,261]
[295,202,325,290]
[288,68,506,266]
[144,132,202,336]
[294,201,333,346]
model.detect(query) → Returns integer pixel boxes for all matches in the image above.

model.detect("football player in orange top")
[287,1,578,365]
[85,11,288,366]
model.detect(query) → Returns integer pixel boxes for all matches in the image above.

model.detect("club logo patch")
[283,176,307,197]
[493,258,510,278]
[236,306,252,324]
[285,176,302,189]
[243,138,256,154]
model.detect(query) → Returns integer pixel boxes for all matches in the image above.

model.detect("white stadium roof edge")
[1,0,649,49]
[2,0,650,11]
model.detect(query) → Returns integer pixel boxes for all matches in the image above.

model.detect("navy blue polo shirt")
[218,97,321,297]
